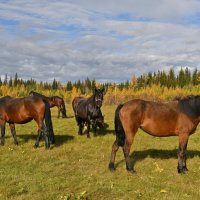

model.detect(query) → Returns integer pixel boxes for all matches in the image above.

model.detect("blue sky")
[0,0,200,83]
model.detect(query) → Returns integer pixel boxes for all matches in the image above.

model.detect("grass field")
[0,104,200,200]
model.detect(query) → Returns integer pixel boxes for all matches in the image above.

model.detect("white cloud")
[0,0,200,83]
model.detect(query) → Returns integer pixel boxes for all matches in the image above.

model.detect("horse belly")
[6,106,33,124]
[7,115,33,124]
[140,117,178,137]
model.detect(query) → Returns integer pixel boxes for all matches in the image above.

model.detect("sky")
[0,0,200,83]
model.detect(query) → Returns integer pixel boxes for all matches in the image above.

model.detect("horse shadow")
[17,133,74,147]
[54,134,74,147]
[116,149,200,168]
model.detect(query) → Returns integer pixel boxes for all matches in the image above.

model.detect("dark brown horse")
[29,91,67,118]
[0,96,55,148]
[72,88,104,137]
[109,95,200,173]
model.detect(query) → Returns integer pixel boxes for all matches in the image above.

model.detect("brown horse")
[29,91,67,118]
[0,96,55,148]
[109,95,200,173]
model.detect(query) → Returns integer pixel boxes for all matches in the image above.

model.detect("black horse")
[92,109,104,134]
[29,91,67,118]
[72,88,104,137]
[0,95,55,148]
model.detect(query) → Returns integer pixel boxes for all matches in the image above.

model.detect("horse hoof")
[126,165,135,173]
[34,144,39,148]
[1,142,5,146]
[14,141,18,145]
[51,140,55,144]
[87,135,90,138]
[177,168,187,174]
[108,162,116,171]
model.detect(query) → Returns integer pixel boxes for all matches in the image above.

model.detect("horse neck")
[87,94,97,108]
[179,96,200,118]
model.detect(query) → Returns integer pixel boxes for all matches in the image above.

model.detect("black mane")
[29,91,48,99]
[178,95,200,118]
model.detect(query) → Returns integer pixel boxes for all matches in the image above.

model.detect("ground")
[0,104,200,200]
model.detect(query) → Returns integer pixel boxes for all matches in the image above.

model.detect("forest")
[0,67,200,104]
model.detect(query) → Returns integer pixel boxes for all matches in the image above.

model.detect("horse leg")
[42,121,50,149]
[123,139,134,172]
[77,118,83,135]
[57,106,60,118]
[79,123,83,135]
[177,134,189,173]
[1,122,6,145]
[93,120,97,137]
[109,140,119,171]
[35,121,50,149]
[122,127,136,172]
[34,122,43,148]
[9,123,18,145]
[86,120,90,138]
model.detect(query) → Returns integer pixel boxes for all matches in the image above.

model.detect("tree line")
[0,68,199,104]
[1,68,200,92]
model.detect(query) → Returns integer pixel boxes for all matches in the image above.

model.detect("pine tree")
[167,68,176,88]
[160,71,167,87]
[91,79,96,90]
[52,78,58,90]
[9,76,13,87]
[147,72,153,86]
[192,68,198,85]
[184,67,191,86]
[66,81,73,91]
[14,73,18,86]
[178,68,185,88]
[4,74,8,85]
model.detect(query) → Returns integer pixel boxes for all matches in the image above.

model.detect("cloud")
[0,0,200,83]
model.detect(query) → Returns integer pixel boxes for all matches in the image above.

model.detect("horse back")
[2,96,45,124]
[72,97,89,120]
[120,99,197,137]
[72,97,85,112]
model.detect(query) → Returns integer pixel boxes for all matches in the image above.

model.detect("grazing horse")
[29,91,67,118]
[0,96,55,148]
[109,95,200,173]
[92,109,104,134]
[72,88,104,137]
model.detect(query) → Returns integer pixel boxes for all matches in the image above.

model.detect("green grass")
[0,105,200,200]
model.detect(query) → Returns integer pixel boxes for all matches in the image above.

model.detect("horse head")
[96,114,105,128]
[93,88,104,108]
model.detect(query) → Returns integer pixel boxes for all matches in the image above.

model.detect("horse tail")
[43,99,55,144]
[61,98,67,117]
[115,104,125,147]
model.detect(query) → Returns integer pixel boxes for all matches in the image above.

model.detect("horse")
[29,91,67,118]
[72,88,104,137]
[92,109,104,134]
[0,95,55,148]
[109,95,200,174]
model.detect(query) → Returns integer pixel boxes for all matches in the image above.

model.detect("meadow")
[0,104,200,200]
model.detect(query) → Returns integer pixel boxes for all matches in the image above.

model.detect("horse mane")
[177,95,200,118]
[29,91,49,99]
